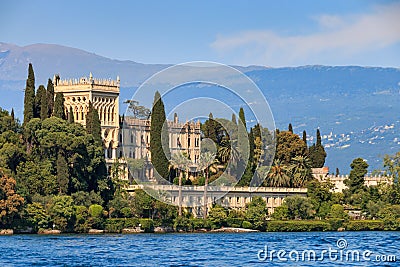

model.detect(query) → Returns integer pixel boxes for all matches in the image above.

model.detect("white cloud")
[211,3,400,66]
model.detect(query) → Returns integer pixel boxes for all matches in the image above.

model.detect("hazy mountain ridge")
[0,43,267,86]
[1,42,399,173]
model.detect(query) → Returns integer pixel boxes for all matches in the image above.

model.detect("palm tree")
[197,152,218,219]
[170,152,191,216]
[266,159,290,187]
[255,165,270,186]
[290,155,313,187]
[218,139,241,176]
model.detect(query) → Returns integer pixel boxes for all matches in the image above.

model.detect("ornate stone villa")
[52,73,312,216]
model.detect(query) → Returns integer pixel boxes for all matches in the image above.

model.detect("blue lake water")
[1,231,399,266]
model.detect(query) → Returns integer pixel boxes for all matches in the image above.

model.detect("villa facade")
[53,73,120,165]
[53,73,309,217]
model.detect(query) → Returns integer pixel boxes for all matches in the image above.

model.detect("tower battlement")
[53,73,120,93]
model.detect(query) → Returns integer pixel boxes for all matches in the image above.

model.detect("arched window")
[107,142,112,159]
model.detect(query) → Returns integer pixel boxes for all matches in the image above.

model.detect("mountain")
[0,42,169,86]
[1,42,399,173]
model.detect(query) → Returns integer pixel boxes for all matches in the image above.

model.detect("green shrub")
[74,205,90,233]
[242,221,253,229]
[124,218,140,228]
[120,207,133,218]
[105,218,125,233]
[208,205,227,229]
[327,218,344,231]
[345,220,385,231]
[191,218,212,230]
[88,204,104,229]
[88,204,103,218]
[328,204,349,220]
[139,218,154,232]
[267,220,330,232]
[226,217,243,228]
[174,216,193,232]
[49,195,76,232]
[25,202,50,232]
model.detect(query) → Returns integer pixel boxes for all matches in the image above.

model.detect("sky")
[1,0,400,67]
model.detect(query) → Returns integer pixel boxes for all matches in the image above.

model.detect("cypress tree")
[253,123,261,140]
[309,129,327,168]
[302,130,307,145]
[238,107,246,130]
[231,113,237,125]
[91,109,102,145]
[54,92,66,119]
[23,63,36,125]
[47,79,55,117]
[10,108,15,122]
[252,123,262,164]
[202,112,218,144]
[150,91,170,180]
[336,167,340,177]
[86,101,94,134]
[86,101,102,144]
[56,151,69,194]
[248,128,255,164]
[288,123,293,133]
[68,106,74,123]
[237,107,249,181]
[36,85,47,120]
[316,129,322,146]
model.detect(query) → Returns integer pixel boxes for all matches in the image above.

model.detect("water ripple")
[1,232,400,266]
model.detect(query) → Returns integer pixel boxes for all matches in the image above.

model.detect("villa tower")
[53,73,120,164]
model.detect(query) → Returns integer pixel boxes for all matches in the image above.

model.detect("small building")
[312,167,391,193]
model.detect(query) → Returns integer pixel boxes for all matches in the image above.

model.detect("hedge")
[327,218,345,231]
[267,220,331,232]
[344,220,385,231]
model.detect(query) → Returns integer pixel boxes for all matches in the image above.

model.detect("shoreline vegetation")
[2,64,400,235]
[0,219,395,235]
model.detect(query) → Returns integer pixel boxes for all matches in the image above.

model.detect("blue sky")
[1,0,399,67]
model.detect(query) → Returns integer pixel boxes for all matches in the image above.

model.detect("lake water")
[1,231,399,266]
